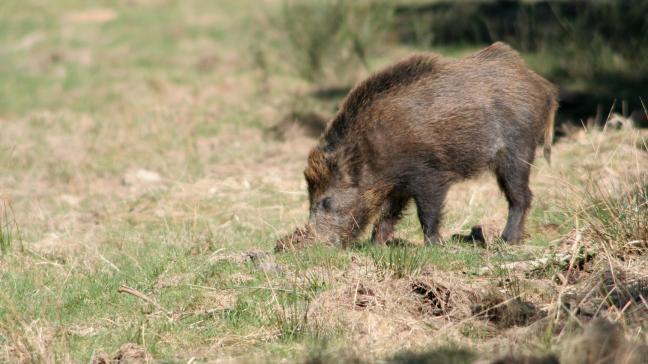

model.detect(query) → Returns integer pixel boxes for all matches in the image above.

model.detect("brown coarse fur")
[304,42,559,245]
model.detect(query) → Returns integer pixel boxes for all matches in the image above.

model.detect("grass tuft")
[577,175,648,257]
[0,201,19,255]
[367,244,429,279]
[272,297,311,342]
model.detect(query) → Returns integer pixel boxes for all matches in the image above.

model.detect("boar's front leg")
[371,195,409,245]
[413,176,450,245]
[495,152,533,244]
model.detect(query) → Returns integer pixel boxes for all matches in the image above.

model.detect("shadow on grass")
[305,347,561,364]
[304,347,476,364]
[450,226,488,248]
[388,347,476,364]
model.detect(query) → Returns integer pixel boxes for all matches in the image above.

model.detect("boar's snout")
[307,190,367,246]
[307,206,344,245]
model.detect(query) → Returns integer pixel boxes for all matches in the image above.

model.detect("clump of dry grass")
[529,127,648,359]
[576,176,648,258]
[557,258,648,329]
[305,270,484,355]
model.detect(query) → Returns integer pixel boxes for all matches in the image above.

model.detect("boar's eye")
[320,197,332,212]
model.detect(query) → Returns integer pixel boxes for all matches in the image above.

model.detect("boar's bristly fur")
[304,42,559,246]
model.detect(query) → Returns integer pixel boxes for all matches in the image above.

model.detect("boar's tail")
[543,97,558,165]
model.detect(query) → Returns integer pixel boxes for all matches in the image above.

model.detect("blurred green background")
[270,0,648,130]
[2,0,646,128]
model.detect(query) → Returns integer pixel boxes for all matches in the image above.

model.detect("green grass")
[0,203,17,255]
[1,229,281,361]
[359,243,485,278]
[278,244,351,271]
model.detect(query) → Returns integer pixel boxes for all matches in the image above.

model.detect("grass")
[0,202,18,255]
[1,0,648,363]
[576,175,648,257]
[361,243,485,278]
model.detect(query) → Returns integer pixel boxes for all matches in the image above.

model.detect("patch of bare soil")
[308,280,422,354]
[406,277,462,315]
[63,9,117,24]
[92,343,150,364]
[410,280,453,316]
[471,291,542,329]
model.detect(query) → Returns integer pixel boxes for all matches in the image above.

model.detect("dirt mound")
[307,272,479,352]
[406,275,477,320]
[410,280,453,316]
[275,225,317,252]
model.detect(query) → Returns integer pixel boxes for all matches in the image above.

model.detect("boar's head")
[303,146,375,245]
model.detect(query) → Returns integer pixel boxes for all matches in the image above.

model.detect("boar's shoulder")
[323,53,442,149]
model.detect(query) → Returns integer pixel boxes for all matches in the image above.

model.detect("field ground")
[1,1,648,363]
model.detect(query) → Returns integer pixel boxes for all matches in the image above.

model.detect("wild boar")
[303,42,558,246]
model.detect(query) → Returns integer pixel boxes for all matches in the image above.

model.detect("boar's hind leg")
[495,153,533,244]
[371,195,409,245]
[413,180,450,245]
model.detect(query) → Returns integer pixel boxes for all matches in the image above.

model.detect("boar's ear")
[304,147,335,197]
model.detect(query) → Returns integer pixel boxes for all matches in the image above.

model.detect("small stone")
[122,169,162,186]
[134,169,161,183]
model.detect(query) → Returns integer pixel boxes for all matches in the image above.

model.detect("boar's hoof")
[451,226,487,248]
